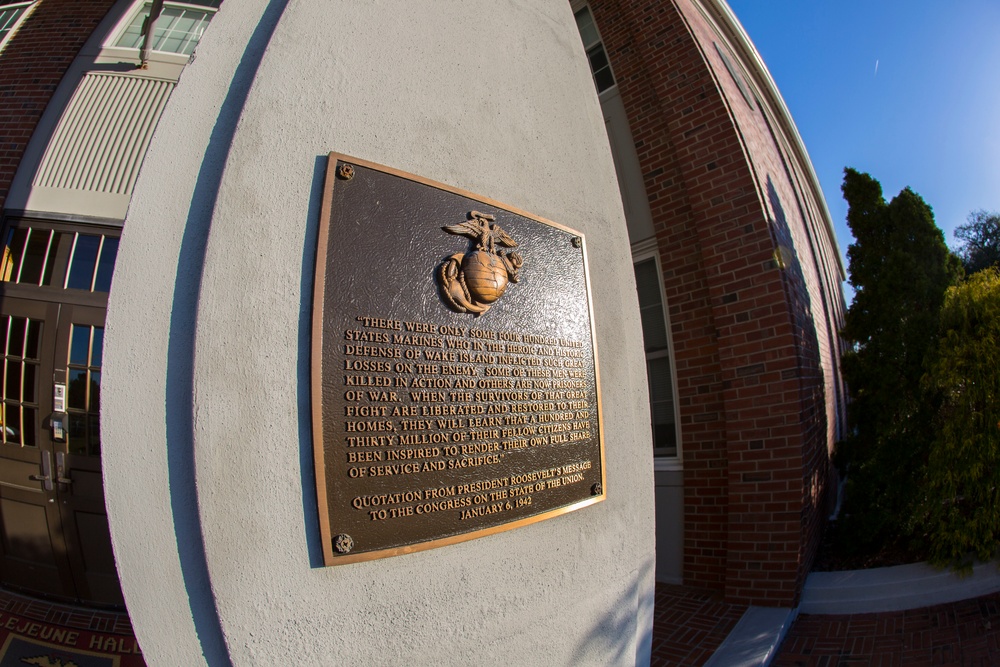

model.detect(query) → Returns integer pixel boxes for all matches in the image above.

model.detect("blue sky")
[726,0,1000,277]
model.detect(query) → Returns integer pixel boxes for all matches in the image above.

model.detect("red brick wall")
[0,0,118,210]
[589,0,846,606]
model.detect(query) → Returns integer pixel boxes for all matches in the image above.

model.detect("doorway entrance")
[0,219,122,607]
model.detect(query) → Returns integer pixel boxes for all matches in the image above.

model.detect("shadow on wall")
[297,155,326,569]
[569,553,655,665]
[163,2,290,666]
[764,176,829,561]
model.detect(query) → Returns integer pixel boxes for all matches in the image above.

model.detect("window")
[634,256,679,458]
[66,323,104,455]
[0,314,41,447]
[113,0,221,56]
[0,1,35,52]
[1,224,120,293]
[574,6,616,94]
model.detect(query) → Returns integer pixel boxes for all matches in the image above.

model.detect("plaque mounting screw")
[571,236,582,248]
[591,483,602,496]
[333,533,354,554]
[337,163,355,180]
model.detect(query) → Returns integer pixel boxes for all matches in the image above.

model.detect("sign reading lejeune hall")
[311,154,606,565]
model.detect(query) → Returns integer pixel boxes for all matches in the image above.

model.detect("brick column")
[589,0,836,606]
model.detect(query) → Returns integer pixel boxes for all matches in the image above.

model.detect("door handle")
[29,451,54,491]
[55,451,73,487]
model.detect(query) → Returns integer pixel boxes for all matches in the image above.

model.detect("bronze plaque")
[312,154,606,565]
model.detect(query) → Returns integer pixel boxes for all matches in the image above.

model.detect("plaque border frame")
[312,152,607,566]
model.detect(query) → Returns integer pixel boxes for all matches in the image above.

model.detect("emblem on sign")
[438,211,524,315]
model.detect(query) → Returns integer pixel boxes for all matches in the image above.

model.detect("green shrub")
[921,270,1000,567]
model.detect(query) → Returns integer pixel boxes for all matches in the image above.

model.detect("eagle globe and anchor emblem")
[438,211,524,316]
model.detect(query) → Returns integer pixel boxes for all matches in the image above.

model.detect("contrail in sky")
[874,59,879,76]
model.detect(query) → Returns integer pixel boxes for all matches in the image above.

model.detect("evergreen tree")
[838,168,962,552]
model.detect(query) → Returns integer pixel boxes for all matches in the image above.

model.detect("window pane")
[650,358,677,456]
[2,228,26,283]
[89,415,101,455]
[22,363,35,402]
[67,234,100,290]
[25,319,41,359]
[585,44,615,92]
[634,259,661,307]
[91,328,104,368]
[587,45,609,75]
[115,10,143,48]
[594,66,615,93]
[639,306,668,351]
[653,423,677,456]
[156,9,202,54]
[70,325,91,365]
[648,357,674,405]
[5,362,20,401]
[634,259,668,350]
[68,369,88,410]
[90,371,101,412]
[7,316,25,357]
[21,406,35,448]
[94,237,118,292]
[3,404,21,445]
[18,228,50,285]
[68,413,87,454]
[574,7,599,48]
[42,232,71,286]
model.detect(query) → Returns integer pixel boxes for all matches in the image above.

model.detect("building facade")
[575,0,846,606]
[0,0,845,657]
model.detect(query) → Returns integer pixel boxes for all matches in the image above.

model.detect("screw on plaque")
[571,236,582,248]
[591,483,602,496]
[333,533,354,554]
[337,163,355,180]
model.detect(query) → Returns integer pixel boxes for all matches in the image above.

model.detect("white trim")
[654,457,682,472]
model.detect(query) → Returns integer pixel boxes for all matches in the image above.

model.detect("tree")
[837,168,962,553]
[921,270,1000,567]
[955,210,1000,276]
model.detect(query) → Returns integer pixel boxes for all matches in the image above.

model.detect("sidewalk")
[651,583,748,666]
[773,591,1000,666]
[651,583,1000,666]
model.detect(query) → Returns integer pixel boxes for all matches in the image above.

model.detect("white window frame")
[572,2,618,100]
[103,0,219,63]
[0,1,38,54]
[632,238,683,471]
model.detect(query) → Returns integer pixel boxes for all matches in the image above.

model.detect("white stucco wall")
[103,1,655,665]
